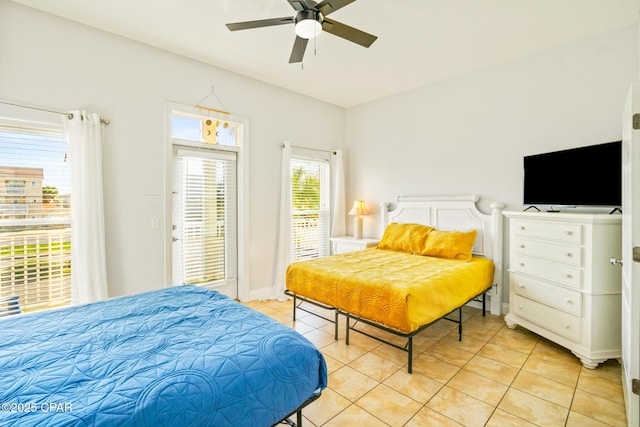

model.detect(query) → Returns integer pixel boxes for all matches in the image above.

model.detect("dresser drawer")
[510,254,582,289]
[511,220,582,244]
[510,273,582,317]
[511,237,583,267]
[511,294,582,342]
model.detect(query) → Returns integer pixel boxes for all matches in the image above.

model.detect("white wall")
[2,1,637,307]
[346,26,637,304]
[347,25,637,231]
[0,1,345,299]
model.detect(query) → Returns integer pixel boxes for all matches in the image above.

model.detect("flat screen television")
[523,140,622,208]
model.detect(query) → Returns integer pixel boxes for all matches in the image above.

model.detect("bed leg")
[334,310,339,340]
[292,295,297,322]
[345,314,350,345]
[482,292,486,317]
[297,409,302,426]
[458,307,462,341]
[407,336,413,374]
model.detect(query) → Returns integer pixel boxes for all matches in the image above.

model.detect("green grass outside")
[0,241,71,256]
[1,241,72,285]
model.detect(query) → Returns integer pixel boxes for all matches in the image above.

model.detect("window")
[0,124,71,312]
[170,107,244,300]
[290,155,330,261]
[171,113,240,147]
[5,180,26,196]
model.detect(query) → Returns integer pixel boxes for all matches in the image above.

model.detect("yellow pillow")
[377,223,434,254]
[421,229,477,261]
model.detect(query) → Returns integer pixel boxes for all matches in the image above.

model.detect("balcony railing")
[292,211,329,261]
[0,204,29,216]
[0,218,71,312]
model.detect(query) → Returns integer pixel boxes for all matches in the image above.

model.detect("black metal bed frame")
[285,289,488,373]
[286,290,340,340]
[274,391,322,427]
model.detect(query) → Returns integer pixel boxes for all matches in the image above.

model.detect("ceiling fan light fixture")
[226,1,377,64]
[295,10,322,39]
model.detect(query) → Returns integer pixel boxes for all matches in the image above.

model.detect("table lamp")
[348,200,368,239]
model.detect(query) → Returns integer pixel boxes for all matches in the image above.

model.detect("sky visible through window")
[172,115,238,146]
[0,114,239,199]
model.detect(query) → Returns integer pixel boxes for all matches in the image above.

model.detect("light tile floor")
[245,299,628,427]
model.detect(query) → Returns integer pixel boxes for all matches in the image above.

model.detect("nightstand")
[330,236,379,255]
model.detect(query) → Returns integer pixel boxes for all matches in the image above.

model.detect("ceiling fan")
[226,0,377,63]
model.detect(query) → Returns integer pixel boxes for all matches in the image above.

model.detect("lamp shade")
[348,200,368,216]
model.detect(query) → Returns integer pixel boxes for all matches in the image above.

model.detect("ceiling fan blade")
[321,17,377,48]
[286,0,316,11]
[226,17,294,31]
[316,0,356,16]
[289,36,309,63]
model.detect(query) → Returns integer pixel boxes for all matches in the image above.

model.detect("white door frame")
[621,84,640,427]
[163,101,251,301]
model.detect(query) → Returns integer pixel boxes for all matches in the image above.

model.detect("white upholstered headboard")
[381,195,505,315]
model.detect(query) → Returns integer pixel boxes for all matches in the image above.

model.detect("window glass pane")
[214,122,237,147]
[290,157,330,261]
[0,126,71,313]
[172,115,202,141]
[172,113,240,146]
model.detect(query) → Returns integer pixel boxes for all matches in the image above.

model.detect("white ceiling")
[11,0,640,107]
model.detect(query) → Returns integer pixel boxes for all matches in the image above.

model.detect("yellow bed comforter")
[286,248,495,333]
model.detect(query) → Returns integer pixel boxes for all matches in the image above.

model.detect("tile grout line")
[259,301,624,427]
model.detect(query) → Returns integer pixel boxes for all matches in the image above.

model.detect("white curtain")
[269,142,292,300]
[331,149,346,237]
[65,111,108,304]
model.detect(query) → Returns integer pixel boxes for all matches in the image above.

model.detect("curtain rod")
[0,100,110,125]
[281,143,337,155]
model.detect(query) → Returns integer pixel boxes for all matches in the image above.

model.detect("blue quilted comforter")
[0,286,327,426]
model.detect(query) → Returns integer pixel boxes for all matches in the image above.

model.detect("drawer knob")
[565,324,571,329]
[563,298,572,304]
[564,231,573,236]
[518,305,523,310]
[564,252,573,257]
[517,283,524,288]
[520,262,525,267]
[520,244,526,249]
[519,226,526,230]
[563,273,573,279]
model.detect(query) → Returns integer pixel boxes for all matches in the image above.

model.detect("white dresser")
[504,211,622,368]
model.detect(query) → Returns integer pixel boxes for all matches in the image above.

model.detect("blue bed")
[0,285,327,426]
